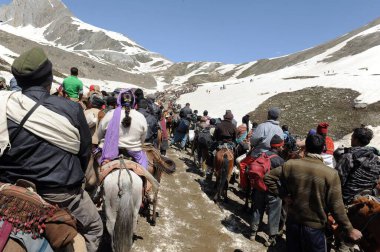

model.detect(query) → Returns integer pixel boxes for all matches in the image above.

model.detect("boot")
[264,235,277,247]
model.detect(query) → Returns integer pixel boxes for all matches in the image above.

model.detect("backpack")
[247,152,276,191]
[177,119,190,133]
[284,133,297,152]
[198,128,213,147]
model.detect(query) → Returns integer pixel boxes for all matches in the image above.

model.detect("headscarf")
[100,89,135,163]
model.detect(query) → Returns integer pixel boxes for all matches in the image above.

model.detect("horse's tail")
[113,177,134,252]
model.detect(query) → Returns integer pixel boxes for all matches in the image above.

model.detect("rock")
[354,103,368,109]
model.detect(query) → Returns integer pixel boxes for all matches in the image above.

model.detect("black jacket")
[336,146,380,203]
[0,86,91,190]
[137,107,159,143]
[180,106,192,118]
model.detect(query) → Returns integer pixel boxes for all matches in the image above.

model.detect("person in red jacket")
[317,122,334,168]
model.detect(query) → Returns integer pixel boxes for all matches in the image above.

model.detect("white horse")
[103,168,143,252]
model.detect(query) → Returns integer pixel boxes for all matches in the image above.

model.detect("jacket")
[0,86,91,190]
[250,120,284,155]
[180,106,192,118]
[335,146,380,203]
[214,119,237,143]
[137,108,159,143]
[264,155,353,233]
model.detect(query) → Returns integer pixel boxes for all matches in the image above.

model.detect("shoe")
[247,231,256,241]
[264,235,277,247]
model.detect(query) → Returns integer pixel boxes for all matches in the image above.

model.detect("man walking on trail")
[63,67,84,101]
[250,107,284,157]
[335,127,380,204]
[264,134,362,252]
[249,134,285,247]
[0,48,103,252]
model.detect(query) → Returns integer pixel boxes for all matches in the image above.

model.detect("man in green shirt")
[63,67,83,101]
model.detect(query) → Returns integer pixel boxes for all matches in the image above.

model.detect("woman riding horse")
[98,89,149,169]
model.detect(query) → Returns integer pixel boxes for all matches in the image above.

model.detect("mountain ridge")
[0,0,380,90]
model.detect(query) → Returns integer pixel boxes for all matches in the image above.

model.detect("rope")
[117,155,133,198]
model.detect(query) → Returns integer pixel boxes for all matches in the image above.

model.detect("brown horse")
[213,146,234,202]
[141,144,176,225]
[347,196,380,252]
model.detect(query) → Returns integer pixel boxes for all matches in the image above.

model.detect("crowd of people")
[166,99,380,251]
[0,47,379,252]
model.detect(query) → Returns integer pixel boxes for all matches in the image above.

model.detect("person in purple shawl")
[98,89,149,169]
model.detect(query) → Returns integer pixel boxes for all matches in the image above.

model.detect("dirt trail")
[133,149,286,252]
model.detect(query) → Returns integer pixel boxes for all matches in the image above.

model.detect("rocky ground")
[132,148,286,252]
[249,86,380,140]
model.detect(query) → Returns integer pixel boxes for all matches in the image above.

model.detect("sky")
[2,0,380,64]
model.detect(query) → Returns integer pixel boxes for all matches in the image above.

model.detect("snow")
[0,22,52,45]
[335,126,380,150]
[177,43,380,123]
[48,0,54,8]
[0,45,18,64]
[71,17,145,55]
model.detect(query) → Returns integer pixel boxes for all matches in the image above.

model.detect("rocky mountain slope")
[0,0,380,90]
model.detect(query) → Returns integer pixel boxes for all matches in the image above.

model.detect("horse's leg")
[151,168,161,225]
[151,190,158,226]
[220,154,229,201]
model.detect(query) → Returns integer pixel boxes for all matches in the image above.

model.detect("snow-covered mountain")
[178,19,380,123]
[0,0,380,94]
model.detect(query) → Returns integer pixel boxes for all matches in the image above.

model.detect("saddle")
[0,180,77,250]
[99,158,159,194]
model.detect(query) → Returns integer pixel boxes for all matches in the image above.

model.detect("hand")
[101,159,110,166]
[348,229,362,241]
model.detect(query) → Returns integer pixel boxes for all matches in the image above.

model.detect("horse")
[143,144,176,225]
[347,196,380,252]
[102,161,143,252]
[213,144,234,202]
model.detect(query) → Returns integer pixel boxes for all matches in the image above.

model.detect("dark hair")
[121,92,135,128]
[101,90,108,97]
[186,103,190,107]
[252,122,258,129]
[137,98,149,109]
[210,118,216,125]
[282,125,289,132]
[194,110,198,114]
[305,134,325,154]
[134,88,144,102]
[242,114,250,124]
[352,127,373,146]
[203,110,208,116]
[197,115,202,122]
[70,67,78,76]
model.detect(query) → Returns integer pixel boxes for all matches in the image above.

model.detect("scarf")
[0,91,80,157]
[306,153,324,162]
[100,90,135,163]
